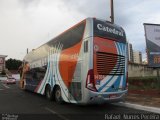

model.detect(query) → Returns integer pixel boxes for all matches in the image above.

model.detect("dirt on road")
[127,89,160,108]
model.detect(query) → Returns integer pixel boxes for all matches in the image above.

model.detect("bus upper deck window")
[84,41,88,53]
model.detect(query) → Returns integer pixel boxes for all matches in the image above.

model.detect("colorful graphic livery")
[20,18,128,104]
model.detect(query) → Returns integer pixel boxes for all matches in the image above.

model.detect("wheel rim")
[55,89,61,101]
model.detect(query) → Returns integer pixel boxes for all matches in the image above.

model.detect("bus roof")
[24,18,126,62]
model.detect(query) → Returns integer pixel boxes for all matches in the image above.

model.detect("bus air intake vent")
[96,52,125,75]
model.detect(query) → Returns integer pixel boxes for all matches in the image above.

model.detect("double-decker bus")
[20,18,128,104]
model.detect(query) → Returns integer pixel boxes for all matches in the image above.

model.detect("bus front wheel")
[54,86,63,104]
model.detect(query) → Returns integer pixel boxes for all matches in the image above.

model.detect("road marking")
[2,84,10,89]
[114,102,160,114]
[45,107,70,120]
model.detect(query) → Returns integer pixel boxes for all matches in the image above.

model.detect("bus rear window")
[93,19,126,43]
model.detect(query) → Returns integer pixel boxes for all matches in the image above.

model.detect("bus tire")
[45,85,53,100]
[54,86,63,104]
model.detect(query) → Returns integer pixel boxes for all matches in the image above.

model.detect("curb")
[113,102,160,114]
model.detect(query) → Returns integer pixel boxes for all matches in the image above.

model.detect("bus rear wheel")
[54,86,63,104]
[45,85,53,100]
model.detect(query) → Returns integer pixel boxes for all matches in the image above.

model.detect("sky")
[0,0,160,60]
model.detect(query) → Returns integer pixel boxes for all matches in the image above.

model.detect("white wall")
[128,63,158,77]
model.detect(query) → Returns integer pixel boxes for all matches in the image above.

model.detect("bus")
[20,18,128,104]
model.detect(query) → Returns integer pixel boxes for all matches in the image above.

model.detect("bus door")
[32,67,46,92]
[25,70,35,91]
[68,60,82,101]
[25,67,46,92]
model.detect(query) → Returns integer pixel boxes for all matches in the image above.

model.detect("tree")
[6,58,22,70]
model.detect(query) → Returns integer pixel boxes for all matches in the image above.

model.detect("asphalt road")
[0,81,158,120]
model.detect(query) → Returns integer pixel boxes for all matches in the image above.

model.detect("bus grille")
[96,52,125,75]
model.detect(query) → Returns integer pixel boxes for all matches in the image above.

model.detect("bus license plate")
[109,94,117,98]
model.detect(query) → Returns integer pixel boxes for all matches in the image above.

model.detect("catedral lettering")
[19,18,128,104]
[97,24,124,37]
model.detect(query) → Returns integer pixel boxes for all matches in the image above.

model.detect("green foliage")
[6,58,22,70]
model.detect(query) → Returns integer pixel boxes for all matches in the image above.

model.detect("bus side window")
[84,41,88,53]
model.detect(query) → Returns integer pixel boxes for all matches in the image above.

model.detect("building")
[127,42,134,63]
[0,55,7,73]
[142,59,148,65]
[133,51,142,64]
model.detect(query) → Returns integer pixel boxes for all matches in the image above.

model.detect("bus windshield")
[93,19,126,43]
